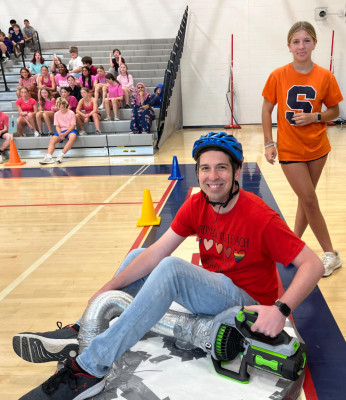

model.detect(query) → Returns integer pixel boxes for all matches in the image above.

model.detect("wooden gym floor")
[0,125,345,399]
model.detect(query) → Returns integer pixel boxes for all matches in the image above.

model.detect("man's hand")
[244,304,286,337]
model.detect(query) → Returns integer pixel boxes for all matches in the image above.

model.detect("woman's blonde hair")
[287,21,317,43]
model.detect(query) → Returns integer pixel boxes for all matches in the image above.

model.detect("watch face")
[275,300,291,317]
[318,113,322,121]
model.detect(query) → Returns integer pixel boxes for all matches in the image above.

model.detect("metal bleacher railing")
[156,6,188,147]
[0,29,42,92]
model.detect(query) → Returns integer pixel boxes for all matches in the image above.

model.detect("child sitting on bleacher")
[55,87,78,113]
[78,66,96,95]
[67,46,83,78]
[36,87,57,136]
[50,55,62,76]
[67,75,82,101]
[37,65,57,96]
[76,87,101,135]
[94,66,108,109]
[54,63,70,91]
[103,73,124,122]
[16,67,38,100]
[150,84,163,108]
[29,51,48,78]
[16,87,39,137]
[81,56,97,75]
[11,24,25,57]
[130,82,156,135]
[0,108,11,164]
[117,63,134,109]
[109,49,125,76]
[0,32,12,62]
[39,97,78,165]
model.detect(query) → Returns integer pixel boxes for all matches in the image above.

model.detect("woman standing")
[117,63,134,108]
[36,87,56,136]
[262,21,343,277]
[16,87,39,136]
[130,82,156,134]
[76,87,101,135]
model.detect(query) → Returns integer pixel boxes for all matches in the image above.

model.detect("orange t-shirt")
[262,63,343,161]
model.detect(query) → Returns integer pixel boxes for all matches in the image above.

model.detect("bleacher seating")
[0,38,174,158]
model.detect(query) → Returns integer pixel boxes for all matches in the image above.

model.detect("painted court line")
[0,175,137,303]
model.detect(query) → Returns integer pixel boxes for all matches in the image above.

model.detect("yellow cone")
[137,189,161,227]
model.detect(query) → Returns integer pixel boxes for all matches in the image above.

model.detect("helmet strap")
[202,181,239,209]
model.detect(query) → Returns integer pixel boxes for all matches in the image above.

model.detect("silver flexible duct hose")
[78,290,214,353]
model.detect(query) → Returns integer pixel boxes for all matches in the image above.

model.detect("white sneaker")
[322,250,342,277]
[34,131,40,137]
[103,116,111,121]
[56,153,64,163]
[2,55,7,63]
[98,104,104,110]
[39,155,54,165]
[79,130,87,136]
[114,116,120,121]
[0,154,3,164]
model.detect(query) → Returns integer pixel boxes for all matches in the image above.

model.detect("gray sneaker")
[13,322,79,363]
[56,153,64,163]
[95,129,101,135]
[79,130,87,136]
[39,155,54,165]
[322,250,342,277]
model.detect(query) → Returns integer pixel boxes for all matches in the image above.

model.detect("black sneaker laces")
[42,359,78,394]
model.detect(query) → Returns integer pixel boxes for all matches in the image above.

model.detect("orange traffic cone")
[137,189,161,227]
[4,140,26,166]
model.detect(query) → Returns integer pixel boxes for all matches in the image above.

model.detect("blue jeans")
[77,248,258,377]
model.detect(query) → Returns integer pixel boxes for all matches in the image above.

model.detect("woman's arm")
[292,104,340,126]
[262,98,277,164]
[75,99,84,117]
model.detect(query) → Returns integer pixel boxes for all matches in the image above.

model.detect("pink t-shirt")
[54,109,76,131]
[67,96,78,112]
[16,97,37,112]
[117,74,134,91]
[108,83,124,99]
[40,98,56,111]
[78,75,96,89]
[19,76,36,89]
[95,73,107,84]
[0,112,9,131]
[55,74,69,88]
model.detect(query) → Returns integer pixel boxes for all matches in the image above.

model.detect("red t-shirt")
[0,112,9,131]
[171,189,305,305]
[16,97,37,112]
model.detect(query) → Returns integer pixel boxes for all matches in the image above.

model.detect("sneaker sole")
[74,378,106,400]
[13,334,79,363]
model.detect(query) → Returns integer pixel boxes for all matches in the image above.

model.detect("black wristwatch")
[274,300,291,317]
[315,112,322,122]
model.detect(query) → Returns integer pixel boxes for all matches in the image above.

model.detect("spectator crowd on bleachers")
[0,18,163,164]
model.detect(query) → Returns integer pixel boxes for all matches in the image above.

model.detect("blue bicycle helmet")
[192,132,243,166]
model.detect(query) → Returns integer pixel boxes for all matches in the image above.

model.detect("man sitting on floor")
[15,132,324,400]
